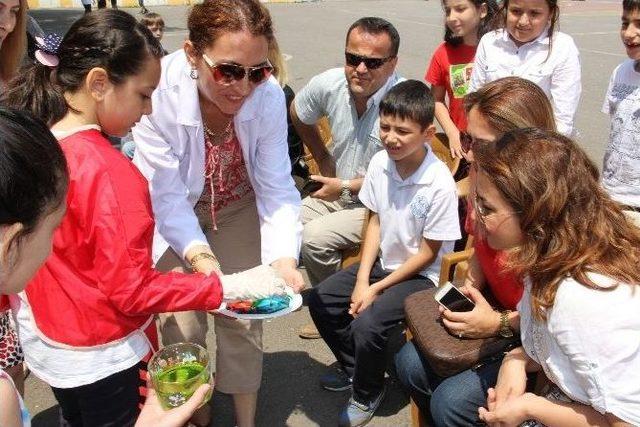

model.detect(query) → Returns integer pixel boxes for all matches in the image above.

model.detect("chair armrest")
[438,248,474,286]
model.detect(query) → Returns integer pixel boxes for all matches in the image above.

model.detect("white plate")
[215,291,303,320]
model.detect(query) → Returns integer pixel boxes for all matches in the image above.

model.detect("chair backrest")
[302,117,332,176]
[430,133,460,176]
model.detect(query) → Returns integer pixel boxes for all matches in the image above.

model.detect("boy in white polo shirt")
[308,79,461,427]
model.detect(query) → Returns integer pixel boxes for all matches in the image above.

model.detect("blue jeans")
[394,340,502,426]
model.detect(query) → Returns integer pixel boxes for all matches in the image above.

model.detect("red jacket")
[25,129,222,347]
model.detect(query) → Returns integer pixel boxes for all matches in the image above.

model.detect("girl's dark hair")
[379,80,435,130]
[443,0,499,46]
[0,107,68,233]
[188,0,274,55]
[623,0,640,13]
[1,9,163,126]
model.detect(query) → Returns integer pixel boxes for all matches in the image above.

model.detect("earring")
[190,68,199,80]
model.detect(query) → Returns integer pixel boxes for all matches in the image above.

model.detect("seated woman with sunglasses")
[131,0,304,425]
[394,77,556,426]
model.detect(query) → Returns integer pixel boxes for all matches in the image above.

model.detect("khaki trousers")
[157,194,263,394]
[300,197,366,286]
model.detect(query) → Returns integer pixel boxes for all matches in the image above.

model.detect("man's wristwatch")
[339,179,352,203]
[498,310,514,338]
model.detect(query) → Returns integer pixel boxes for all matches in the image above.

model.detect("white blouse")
[469,28,581,137]
[518,274,640,425]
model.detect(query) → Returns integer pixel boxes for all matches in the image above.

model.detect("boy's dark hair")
[623,0,640,13]
[140,12,165,28]
[346,17,400,57]
[0,107,68,234]
[1,9,164,126]
[443,0,499,46]
[379,80,435,129]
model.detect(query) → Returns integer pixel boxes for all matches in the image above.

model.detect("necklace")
[203,120,233,145]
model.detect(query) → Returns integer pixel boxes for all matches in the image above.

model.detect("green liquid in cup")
[155,361,211,409]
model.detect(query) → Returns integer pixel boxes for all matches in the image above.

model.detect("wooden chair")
[429,133,460,176]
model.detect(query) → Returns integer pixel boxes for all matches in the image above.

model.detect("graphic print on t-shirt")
[449,63,474,98]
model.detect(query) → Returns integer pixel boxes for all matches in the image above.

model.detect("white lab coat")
[132,50,302,265]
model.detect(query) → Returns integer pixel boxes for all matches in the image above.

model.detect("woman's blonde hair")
[0,0,27,82]
[268,37,288,88]
[464,77,556,133]
[475,128,640,320]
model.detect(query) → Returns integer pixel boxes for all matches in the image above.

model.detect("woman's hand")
[186,245,223,276]
[271,258,305,293]
[308,174,341,202]
[492,347,529,409]
[478,389,536,427]
[135,383,211,427]
[440,286,500,338]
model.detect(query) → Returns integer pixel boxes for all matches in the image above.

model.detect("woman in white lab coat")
[132,0,303,425]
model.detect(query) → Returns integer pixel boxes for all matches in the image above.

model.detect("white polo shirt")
[359,148,461,284]
[469,28,581,137]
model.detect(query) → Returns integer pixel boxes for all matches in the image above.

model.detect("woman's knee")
[394,341,427,391]
[430,372,482,427]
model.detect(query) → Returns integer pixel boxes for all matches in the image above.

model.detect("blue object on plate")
[252,295,291,314]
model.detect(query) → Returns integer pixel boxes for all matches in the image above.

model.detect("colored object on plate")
[226,295,291,314]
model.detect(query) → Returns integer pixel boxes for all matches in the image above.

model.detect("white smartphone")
[433,281,475,312]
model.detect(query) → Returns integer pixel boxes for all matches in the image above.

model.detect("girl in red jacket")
[2,10,289,427]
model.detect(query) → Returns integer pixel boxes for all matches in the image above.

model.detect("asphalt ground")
[24,1,624,426]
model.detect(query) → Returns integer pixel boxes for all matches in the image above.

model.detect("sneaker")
[338,387,386,427]
[320,369,352,391]
[298,322,321,339]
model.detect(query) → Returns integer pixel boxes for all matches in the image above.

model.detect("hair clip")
[34,33,63,68]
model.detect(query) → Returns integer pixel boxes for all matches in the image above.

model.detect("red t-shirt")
[0,296,8,311]
[425,42,477,131]
[464,197,523,310]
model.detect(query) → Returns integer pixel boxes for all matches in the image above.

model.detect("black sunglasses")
[345,52,394,70]
[460,132,493,153]
[202,54,273,86]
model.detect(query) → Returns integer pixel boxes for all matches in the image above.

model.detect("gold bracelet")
[189,253,221,271]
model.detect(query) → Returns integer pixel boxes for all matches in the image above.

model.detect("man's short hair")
[140,12,165,28]
[346,17,400,57]
[379,80,435,129]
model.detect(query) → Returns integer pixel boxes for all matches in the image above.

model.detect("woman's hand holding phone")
[440,286,501,339]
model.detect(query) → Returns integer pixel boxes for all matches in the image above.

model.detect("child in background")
[1,10,288,426]
[426,0,498,158]
[469,0,581,136]
[601,0,640,227]
[309,80,460,427]
[140,12,167,54]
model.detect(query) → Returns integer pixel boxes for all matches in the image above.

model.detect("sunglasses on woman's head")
[460,132,493,153]
[345,52,394,70]
[202,54,273,86]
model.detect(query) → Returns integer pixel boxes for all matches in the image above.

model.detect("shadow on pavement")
[31,405,59,427]
[29,9,85,34]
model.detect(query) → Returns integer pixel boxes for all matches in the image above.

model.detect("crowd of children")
[0,0,639,426]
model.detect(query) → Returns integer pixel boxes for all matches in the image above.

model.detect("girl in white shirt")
[473,128,640,426]
[469,0,581,136]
